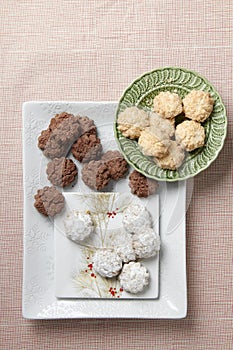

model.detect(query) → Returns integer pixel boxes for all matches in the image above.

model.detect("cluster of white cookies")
[117,90,214,170]
[93,203,160,294]
[63,203,160,294]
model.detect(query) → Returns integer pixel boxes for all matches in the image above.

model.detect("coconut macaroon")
[138,128,170,158]
[119,262,150,294]
[117,106,150,139]
[182,90,214,122]
[93,249,122,278]
[154,140,185,170]
[153,91,183,119]
[149,112,175,138]
[175,120,205,152]
[63,210,94,242]
[122,203,152,234]
[133,228,160,259]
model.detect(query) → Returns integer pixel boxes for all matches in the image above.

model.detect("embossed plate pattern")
[115,67,227,181]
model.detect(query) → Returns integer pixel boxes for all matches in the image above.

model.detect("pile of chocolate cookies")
[34,112,158,217]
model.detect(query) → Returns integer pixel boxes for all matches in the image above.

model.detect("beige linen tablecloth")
[1,1,232,349]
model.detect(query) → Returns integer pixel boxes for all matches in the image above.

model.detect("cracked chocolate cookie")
[101,150,128,180]
[72,133,102,163]
[38,112,75,150]
[81,160,111,190]
[34,186,65,216]
[46,157,78,187]
[38,113,80,158]
[76,115,97,136]
[129,170,158,198]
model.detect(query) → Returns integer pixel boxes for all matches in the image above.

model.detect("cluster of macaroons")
[92,203,160,294]
[117,90,214,170]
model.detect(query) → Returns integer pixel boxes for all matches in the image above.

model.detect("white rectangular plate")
[55,192,160,299]
[23,101,187,319]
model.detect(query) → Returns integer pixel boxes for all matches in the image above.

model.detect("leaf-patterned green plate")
[114,67,227,181]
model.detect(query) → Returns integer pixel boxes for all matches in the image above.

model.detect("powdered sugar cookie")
[63,210,94,242]
[122,203,152,234]
[93,249,122,278]
[133,228,160,259]
[119,262,149,294]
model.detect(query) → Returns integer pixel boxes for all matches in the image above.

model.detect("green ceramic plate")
[114,67,227,181]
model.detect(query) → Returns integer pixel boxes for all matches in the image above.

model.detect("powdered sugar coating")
[64,210,94,242]
[93,249,122,278]
[117,106,150,139]
[175,120,205,151]
[122,203,152,234]
[133,228,160,259]
[183,90,214,122]
[153,91,183,119]
[108,229,136,262]
[119,262,150,294]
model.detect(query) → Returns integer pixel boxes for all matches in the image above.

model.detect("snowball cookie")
[122,203,152,234]
[182,90,214,122]
[149,112,175,138]
[153,91,183,119]
[108,229,136,262]
[117,106,150,139]
[63,210,94,242]
[119,261,150,294]
[154,140,185,170]
[138,128,170,158]
[93,249,123,278]
[133,228,160,259]
[175,120,205,152]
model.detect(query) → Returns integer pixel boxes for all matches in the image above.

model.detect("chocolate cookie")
[34,186,65,216]
[101,150,128,180]
[72,133,102,163]
[76,115,97,136]
[43,116,80,159]
[46,157,78,187]
[38,129,51,151]
[81,160,111,190]
[38,112,75,150]
[49,112,74,131]
[129,170,158,198]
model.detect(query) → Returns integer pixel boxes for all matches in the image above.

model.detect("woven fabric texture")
[0,1,232,349]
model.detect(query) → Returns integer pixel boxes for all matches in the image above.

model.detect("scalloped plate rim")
[114,67,227,182]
